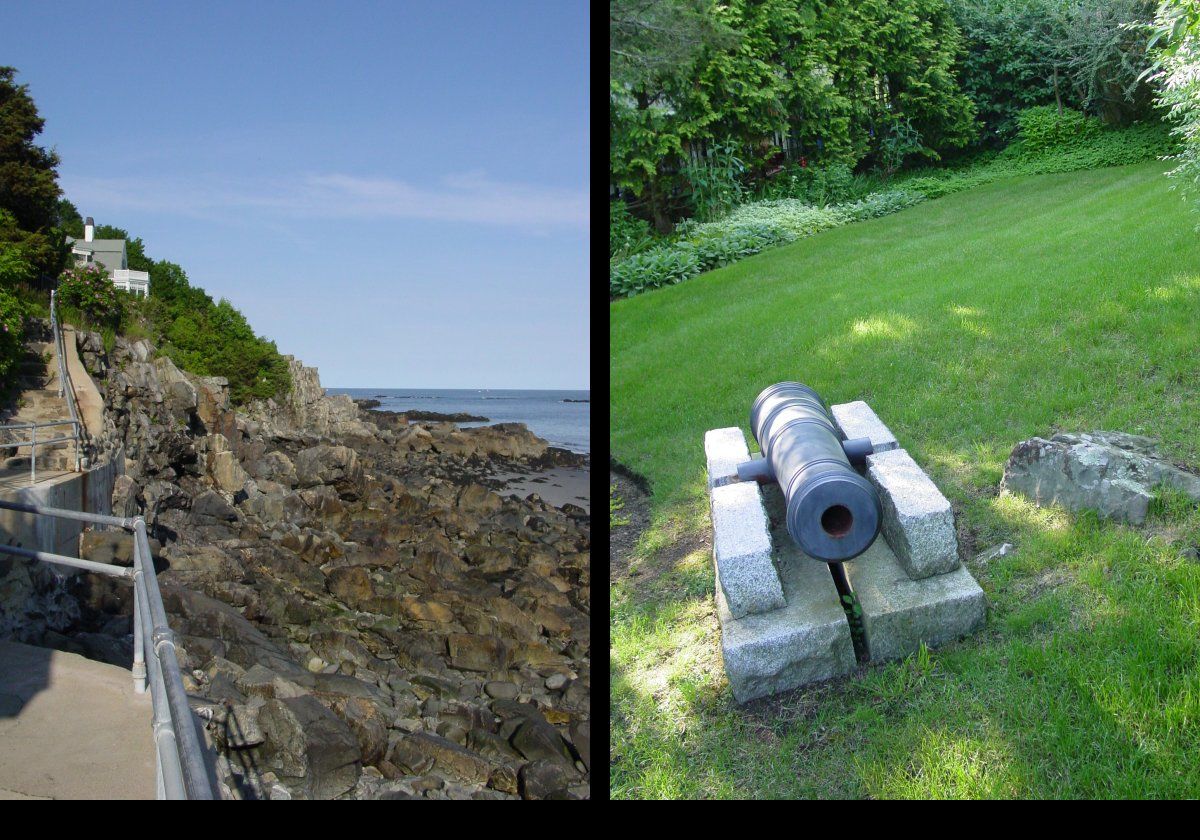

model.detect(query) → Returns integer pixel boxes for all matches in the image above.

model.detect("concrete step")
[16,374,54,389]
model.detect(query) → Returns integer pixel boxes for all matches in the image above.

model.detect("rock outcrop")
[9,333,590,801]
[1001,431,1200,524]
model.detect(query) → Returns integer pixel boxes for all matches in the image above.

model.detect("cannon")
[736,382,881,562]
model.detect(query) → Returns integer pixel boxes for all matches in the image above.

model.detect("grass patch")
[610,161,1200,798]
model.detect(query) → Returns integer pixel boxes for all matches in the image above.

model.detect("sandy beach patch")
[490,466,590,513]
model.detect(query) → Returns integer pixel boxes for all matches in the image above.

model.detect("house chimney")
[84,217,94,242]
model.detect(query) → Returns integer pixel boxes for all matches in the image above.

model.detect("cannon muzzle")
[740,382,881,562]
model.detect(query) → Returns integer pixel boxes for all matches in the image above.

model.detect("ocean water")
[327,388,590,454]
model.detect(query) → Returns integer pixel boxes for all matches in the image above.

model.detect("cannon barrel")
[743,382,881,562]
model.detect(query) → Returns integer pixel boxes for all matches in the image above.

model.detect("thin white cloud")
[60,170,588,231]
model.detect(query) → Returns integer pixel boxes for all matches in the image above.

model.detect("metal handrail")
[0,293,84,484]
[0,498,217,800]
[49,289,84,469]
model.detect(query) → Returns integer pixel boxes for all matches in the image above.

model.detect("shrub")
[1013,106,1102,155]
[609,224,791,298]
[692,200,845,239]
[610,246,703,298]
[839,190,926,221]
[0,245,35,288]
[758,162,866,205]
[56,263,120,326]
[610,200,655,261]
[682,141,748,222]
[0,287,26,387]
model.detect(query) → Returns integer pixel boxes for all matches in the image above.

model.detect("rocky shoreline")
[3,332,590,799]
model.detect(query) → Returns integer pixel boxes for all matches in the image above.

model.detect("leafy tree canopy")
[0,66,66,279]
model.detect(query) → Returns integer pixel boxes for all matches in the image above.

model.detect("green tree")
[1148,0,1200,219]
[610,0,736,232]
[952,0,1157,143]
[610,1,979,230]
[0,66,66,280]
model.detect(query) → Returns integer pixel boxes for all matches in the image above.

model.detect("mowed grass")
[610,161,1200,799]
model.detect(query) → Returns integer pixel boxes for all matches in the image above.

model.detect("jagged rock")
[387,732,493,784]
[294,445,362,498]
[25,328,589,801]
[447,633,509,672]
[190,490,239,526]
[510,719,575,768]
[79,530,161,567]
[202,434,250,494]
[258,695,362,799]
[111,474,141,518]
[142,479,190,523]
[216,703,265,748]
[458,483,502,514]
[247,450,297,487]
[1002,431,1200,525]
[518,759,572,800]
[568,719,590,771]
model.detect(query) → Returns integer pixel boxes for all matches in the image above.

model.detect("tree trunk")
[648,174,672,235]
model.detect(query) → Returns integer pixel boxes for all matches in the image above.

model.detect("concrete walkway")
[0,640,155,799]
[60,326,105,441]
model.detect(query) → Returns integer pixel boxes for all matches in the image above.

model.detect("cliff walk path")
[0,321,102,491]
[0,640,155,799]
[0,318,160,800]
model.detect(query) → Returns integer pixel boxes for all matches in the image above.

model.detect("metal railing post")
[29,424,35,484]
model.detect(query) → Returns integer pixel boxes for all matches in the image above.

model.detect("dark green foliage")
[0,67,66,281]
[757,163,867,205]
[127,258,290,405]
[156,297,291,405]
[56,198,82,236]
[1149,0,1200,223]
[610,201,656,261]
[681,141,747,222]
[610,223,789,297]
[610,0,978,231]
[951,1,1158,144]
[1011,105,1101,155]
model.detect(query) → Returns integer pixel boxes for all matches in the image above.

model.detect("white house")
[65,217,150,297]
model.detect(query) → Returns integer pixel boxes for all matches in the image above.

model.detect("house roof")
[66,236,127,267]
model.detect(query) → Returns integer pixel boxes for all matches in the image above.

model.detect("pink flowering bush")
[57,263,120,325]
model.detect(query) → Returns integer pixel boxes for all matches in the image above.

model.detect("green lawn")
[610,161,1200,799]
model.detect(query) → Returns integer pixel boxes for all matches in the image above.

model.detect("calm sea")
[327,388,590,455]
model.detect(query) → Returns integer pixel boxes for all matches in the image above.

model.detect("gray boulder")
[294,445,362,499]
[257,695,362,799]
[1001,431,1200,525]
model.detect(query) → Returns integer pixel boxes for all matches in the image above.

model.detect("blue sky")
[1,1,589,389]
